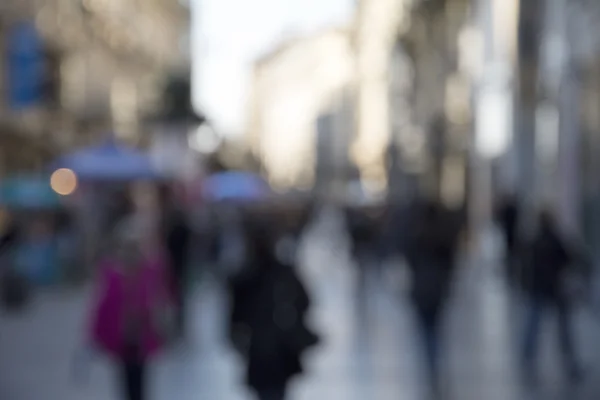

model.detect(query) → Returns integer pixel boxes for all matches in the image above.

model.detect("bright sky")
[191,0,354,137]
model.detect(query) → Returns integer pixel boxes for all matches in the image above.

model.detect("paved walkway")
[1,220,600,400]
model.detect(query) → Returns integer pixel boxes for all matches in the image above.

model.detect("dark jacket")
[524,224,574,301]
[229,248,317,391]
[164,209,191,279]
[403,202,459,315]
[496,200,519,252]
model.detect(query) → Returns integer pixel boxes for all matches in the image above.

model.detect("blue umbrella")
[204,171,270,201]
[50,139,161,181]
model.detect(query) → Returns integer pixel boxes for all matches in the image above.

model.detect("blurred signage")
[7,22,44,109]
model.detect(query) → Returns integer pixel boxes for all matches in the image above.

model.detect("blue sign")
[7,22,44,109]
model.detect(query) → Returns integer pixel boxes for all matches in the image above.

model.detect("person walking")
[402,199,460,396]
[495,194,519,284]
[520,210,584,384]
[160,186,192,339]
[228,217,319,400]
[346,206,380,297]
[89,217,173,400]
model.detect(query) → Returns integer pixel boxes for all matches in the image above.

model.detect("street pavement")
[1,219,600,400]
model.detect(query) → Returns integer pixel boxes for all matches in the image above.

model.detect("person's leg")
[119,360,146,400]
[416,309,441,390]
[175,277,187,337]
[355,249,369,292]
[556,300,583,381]
[521,299,543,377]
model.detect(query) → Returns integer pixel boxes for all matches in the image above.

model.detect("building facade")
[381,0,472,206]
[0,0,190,175]
[246,28,355,190]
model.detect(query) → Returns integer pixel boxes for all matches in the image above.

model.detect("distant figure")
[0,217,29,310]
[495,194,519,282]
[521,210,584,384]
[160,188,192,339]
[216,205,247,279]
[346,207,379,291]
[89,218,173,400]
[402,199,460,395]
[228,217,319,400]
[0,217,19,254]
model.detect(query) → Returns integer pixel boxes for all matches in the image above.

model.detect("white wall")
[250,30,354,188]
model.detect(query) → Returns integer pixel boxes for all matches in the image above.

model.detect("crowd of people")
[86,190,319,400]
[345,196,592,394]
[0,186,595,400]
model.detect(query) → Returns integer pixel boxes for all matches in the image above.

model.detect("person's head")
[111,217,146,267]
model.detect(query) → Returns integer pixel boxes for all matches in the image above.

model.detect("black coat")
[496,202,518,252]
[403,203,460,316]
[229,256,317,391]
[523,225,574,301]
[164,210,191,279]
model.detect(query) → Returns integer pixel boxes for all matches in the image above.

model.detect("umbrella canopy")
[203,171,271,202]
[50,139,161,181]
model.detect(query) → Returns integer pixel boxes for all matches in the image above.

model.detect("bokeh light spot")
[50,168,78,196]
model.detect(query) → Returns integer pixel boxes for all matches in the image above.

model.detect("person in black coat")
[520,210,584,383]
[228,218,318,400]
[160,188,192,339]
[495,194,519,283]
[401,199,460,394]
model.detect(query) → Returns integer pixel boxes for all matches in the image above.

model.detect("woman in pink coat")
[89,217,172,400]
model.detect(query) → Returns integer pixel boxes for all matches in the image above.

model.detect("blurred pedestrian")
[216,205,246,279]
[0,214,29,310]
[520,210,584,384]
[495,194,519,284]
[228,217,319,400]
[0,213,20,271]
[346,206,379,294]
[402,199,460,395]
[160,186,192,339]
[0,214,19,253]
[89,217,173,400]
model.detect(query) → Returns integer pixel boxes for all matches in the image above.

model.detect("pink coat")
[89,254,171,360]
